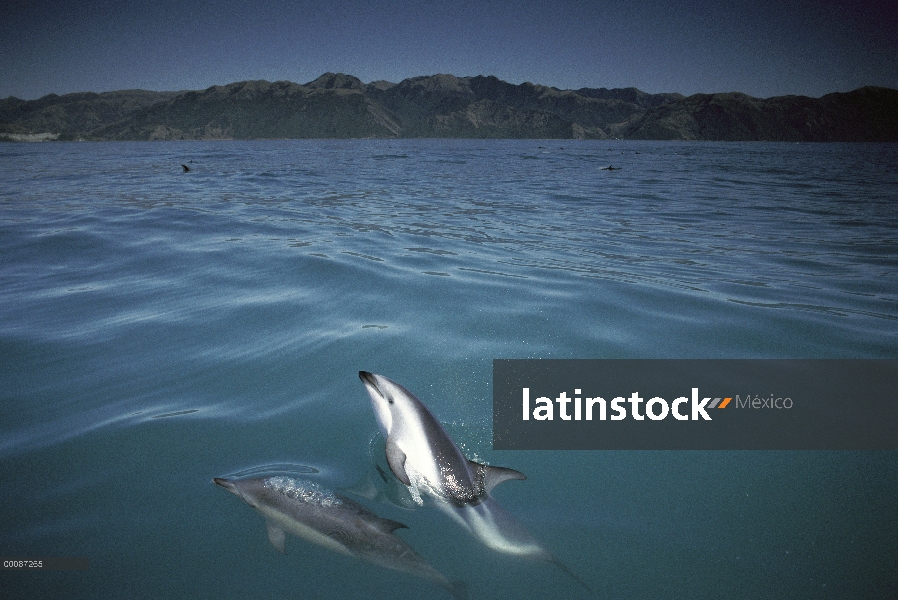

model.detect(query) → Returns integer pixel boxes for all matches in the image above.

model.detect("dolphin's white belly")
[437,498,548,559]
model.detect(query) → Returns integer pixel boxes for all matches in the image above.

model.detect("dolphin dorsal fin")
[266,521,287,554]
[375,518,409,534]
[469,461,527,494]
[385,437,411,486]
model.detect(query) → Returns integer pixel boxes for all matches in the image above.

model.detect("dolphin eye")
[387,397,394,404]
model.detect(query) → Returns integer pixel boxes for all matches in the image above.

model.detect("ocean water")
[1,139,896,599]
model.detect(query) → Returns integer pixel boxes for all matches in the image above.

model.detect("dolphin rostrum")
[358,371,592,592]
[214,475,467,599]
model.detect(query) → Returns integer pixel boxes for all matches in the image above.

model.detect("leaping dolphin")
[358,371,592,592]
[358,371,526,505]
[214,475,467,599]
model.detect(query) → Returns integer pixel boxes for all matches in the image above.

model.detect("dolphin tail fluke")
[553,558,593,594]
[446,579,469,600]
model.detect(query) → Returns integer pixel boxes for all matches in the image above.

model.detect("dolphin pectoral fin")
[469,461,527,494]
[266,521,287,554]
[385,437,411,486]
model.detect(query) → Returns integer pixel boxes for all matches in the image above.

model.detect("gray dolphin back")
[215,475,467,599]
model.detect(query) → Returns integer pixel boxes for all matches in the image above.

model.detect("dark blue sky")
[2,0,896,100]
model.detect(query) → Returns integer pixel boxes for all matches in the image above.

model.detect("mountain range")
[2,73,896,142]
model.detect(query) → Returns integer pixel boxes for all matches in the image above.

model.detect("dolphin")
[214,475,467,599]
[358,371,592,592]
[358,371,526,506]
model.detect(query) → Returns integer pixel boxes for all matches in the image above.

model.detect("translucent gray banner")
[493,359,898,450]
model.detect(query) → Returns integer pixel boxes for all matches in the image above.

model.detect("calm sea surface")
[1,140,896,599]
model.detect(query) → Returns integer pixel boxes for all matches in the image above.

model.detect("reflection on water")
[0,140,896,599]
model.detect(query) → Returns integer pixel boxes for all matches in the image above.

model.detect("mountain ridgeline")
[2,73,896,141]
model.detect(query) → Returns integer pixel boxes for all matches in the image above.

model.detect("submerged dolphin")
[358,371,591,592]
[214,475,466,599]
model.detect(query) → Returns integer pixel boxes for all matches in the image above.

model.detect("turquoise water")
[1,139,896,599]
